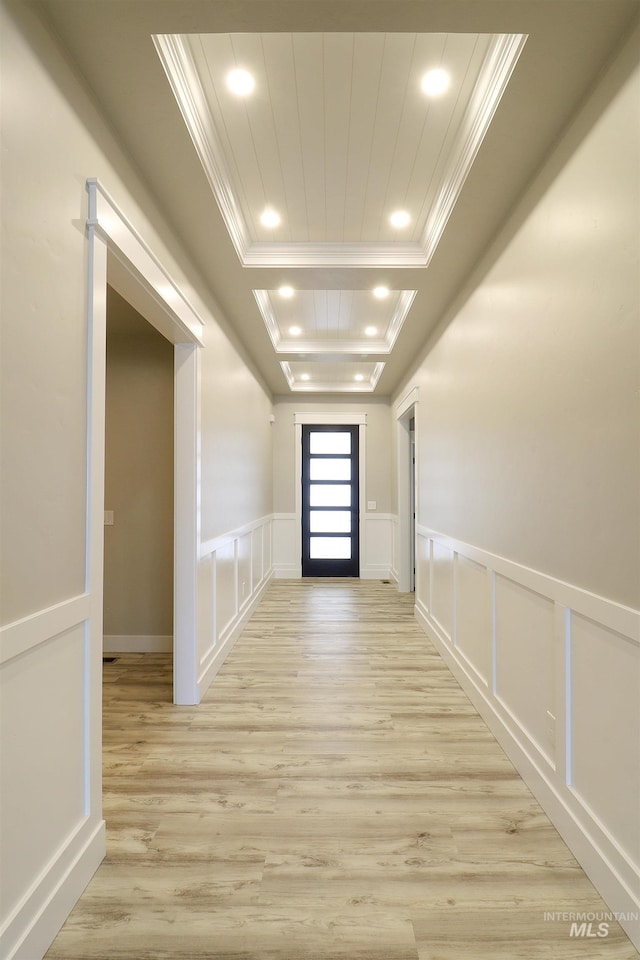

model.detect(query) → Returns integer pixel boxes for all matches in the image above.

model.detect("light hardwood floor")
[46,579,638,959]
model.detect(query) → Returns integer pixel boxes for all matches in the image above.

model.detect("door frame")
[396,388,419,593]
[301,424,360,577]
[294,412,367,577]
[87,178,204,705]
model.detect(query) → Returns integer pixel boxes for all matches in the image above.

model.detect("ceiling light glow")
[279,285,294,298]
[421,68,450,97]
[364,326,378,337]
[354,374,365,382]
[260,208,281,228]
[300,373,310,381]
[390,210,410,229]
[373,286,389,299]
[288,326,302,336]
[226,68,255,96]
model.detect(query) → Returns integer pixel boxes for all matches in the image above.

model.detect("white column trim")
[395,389,419,592]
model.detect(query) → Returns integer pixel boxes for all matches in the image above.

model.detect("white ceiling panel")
[154,30,526,267]
[282,360,385,393]
[254,288,416,353]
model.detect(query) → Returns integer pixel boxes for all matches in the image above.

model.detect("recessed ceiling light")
[300,373,310,381]
[226,68,255,96]
[289,326,302,336]
[421,68,450,97]
[390,210,410,229]
[279,285,294,298]
[260,208,281,228]
[354,373,365,382]
[364,326,378,337]
[373,286,389,299]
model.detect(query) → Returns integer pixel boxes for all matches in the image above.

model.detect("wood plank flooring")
[46,579,638,959]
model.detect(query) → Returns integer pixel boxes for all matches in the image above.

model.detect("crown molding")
[153,34,250,263]
[281,361,385,393]
[420,32,528,266]
[253,288,417,355]
[243,242,427,268]
[154,32,526,271]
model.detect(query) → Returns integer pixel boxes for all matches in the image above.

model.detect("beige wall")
[200,326,273,542]
[104,289,174,637]
[272,397,392,515]
[0,0,273,626]
[394,33,640,609]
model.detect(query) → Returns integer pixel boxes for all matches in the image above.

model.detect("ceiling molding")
[153,33,251,264]
[253,288,417,355]
[420,32,528,265]
[154,31,527,271]
[281,361,385,393]
[243,242,428,268]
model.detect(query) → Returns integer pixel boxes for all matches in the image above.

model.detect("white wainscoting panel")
[430,539,454,640]
[390,516,399,584]
[570,613,640,870]
[1,624,87,924]
[238,533,252,610]
[455,553,491,687]
[360,514,394,579]
[0,600,105,960]
[197,552,215,657]
[494,575,555,767]
[415,526,640,950]
[252,524,263,589]
[196,516,273,698]
[262,521,272,580]
[273,514,300,578]
[215,540,237,641]
[415,530,430,606]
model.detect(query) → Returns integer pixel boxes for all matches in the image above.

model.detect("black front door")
[301,424,359,577]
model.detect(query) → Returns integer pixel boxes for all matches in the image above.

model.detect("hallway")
[45,580,636,959]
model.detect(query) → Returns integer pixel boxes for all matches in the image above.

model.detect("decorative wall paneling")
[0,597,105,960]
[389,515,400,585]
[360,514,394,579]
[197,516,273,698]
[414,526,640,949]
[272,513,394,580]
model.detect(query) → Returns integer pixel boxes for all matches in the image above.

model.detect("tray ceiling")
[35,0,636,397]
[154,29,525,392]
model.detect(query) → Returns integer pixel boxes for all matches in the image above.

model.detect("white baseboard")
[103,634,173,653]
[359,565,392,580]
[273,563,301,579]
[3,819,105,960]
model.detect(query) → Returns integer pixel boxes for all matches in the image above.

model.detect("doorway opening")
[103,287,175,687]
[301,424,360,577]
[87,178,203,706]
